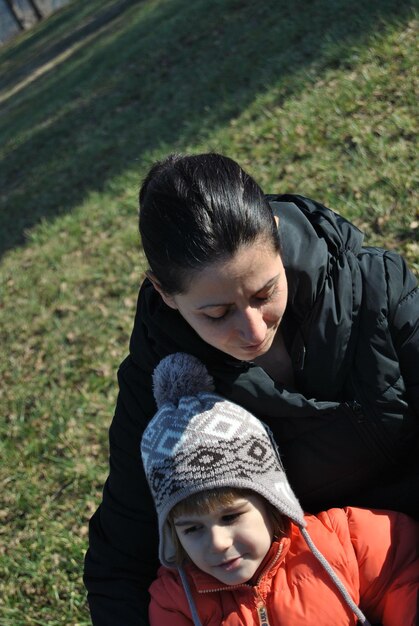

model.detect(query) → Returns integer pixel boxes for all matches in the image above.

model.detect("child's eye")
[222,513,241,524]
[183,525,200,535]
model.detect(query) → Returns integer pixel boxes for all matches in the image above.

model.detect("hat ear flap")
[161,521,178,566]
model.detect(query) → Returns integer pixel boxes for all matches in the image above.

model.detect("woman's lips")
[241,339,265,352]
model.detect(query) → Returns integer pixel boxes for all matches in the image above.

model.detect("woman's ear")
[146,271,178,309]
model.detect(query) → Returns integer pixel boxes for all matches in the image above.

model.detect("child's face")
[173,493,274,585]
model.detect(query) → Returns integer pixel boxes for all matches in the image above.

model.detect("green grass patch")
[1,0,418,623]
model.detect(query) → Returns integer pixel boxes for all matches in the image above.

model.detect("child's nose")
[209,526,232,552]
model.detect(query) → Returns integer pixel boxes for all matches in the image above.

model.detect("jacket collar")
[183,537,290,594]
[268,195,363,322]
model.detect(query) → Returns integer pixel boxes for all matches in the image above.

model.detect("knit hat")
[141,352,305,567]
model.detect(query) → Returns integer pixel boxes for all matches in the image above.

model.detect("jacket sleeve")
[83,356,159,626]
[345,507,419,626]
[385,250,419,416]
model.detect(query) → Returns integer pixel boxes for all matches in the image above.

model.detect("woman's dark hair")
[139,153,279,294]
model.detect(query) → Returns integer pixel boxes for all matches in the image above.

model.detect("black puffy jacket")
[84,195,419,625]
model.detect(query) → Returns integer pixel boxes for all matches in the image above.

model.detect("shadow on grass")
[0,0,416,257]
[0,0,138,92]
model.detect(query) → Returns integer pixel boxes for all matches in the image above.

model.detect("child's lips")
[215,556,242,571]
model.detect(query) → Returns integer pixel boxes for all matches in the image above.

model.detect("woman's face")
[157,237,288,361]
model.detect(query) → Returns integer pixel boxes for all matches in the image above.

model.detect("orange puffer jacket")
[149,507,419,626]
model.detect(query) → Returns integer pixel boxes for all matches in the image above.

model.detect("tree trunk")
[26,0,43,21]
[3,0,25,30]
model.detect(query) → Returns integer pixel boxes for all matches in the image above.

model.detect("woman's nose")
[209,526,232,552]
[238,307,266,343]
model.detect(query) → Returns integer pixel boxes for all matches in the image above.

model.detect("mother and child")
[84,153,419,625]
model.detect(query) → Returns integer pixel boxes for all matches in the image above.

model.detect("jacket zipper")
[253,542,283,626]
[256,598,271,626]
[255,541,283,587]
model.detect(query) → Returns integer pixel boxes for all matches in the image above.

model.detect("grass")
[0,0,418,623]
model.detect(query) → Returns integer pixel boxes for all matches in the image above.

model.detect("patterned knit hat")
[141,352,306,567]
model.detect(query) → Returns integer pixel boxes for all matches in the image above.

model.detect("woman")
[84,153,419,626]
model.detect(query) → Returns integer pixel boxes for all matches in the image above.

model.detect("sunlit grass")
[0,1,417,623]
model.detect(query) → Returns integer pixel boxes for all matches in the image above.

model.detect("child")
[141,353,419,626]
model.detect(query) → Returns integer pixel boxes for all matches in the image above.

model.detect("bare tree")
[26,0,43,21]
[3,0,25,30]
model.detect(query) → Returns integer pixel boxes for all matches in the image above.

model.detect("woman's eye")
[256,287,276,303]
[183,525,200,535]
[205,311,229,322]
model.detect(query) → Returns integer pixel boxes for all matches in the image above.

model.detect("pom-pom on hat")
[141,352,305,567]
[152,351,214,408]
